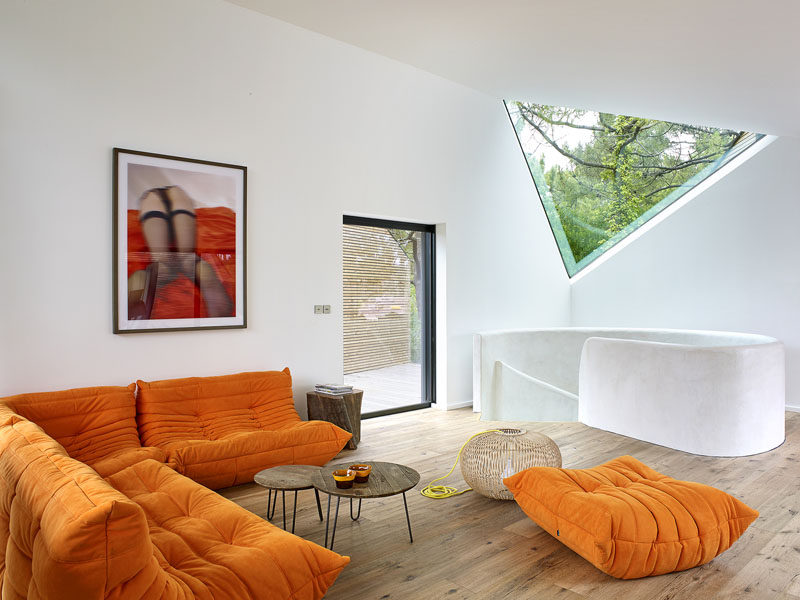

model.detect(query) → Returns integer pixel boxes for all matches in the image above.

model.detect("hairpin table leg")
[314,489,323,521]
[350,497,362,521]
[403,492,413,543]
[282,490,287,530]
[267,489,277,520]
[291,490,298,534]
[324,494,331,548]
[329,497,341,551]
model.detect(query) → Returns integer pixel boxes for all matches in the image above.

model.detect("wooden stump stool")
[306,389,363,449]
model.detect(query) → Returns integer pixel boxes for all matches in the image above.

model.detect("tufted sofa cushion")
[106,459,350,599]
[0,416,160,599]
[504,455,758,579]
[0,384,165,475]
[89,445,170,478]
[136,369,352,489]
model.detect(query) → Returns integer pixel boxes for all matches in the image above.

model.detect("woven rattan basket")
[460,428,562,500]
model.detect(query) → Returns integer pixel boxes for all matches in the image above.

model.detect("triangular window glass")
[505,101,765,276]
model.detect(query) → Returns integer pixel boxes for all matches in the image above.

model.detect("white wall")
[0,0,569,411]
[571,136,800,410]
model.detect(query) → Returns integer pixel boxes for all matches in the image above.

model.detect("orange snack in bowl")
[349,464,372,483]
[332,469,356,489]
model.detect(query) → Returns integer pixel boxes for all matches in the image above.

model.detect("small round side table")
[460,428,562,500]
[312,461,420,551]
[254,465,324,533]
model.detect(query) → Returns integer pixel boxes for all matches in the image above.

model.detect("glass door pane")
[342,217,434,417]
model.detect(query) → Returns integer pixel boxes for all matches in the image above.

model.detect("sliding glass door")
[342,216,435,417]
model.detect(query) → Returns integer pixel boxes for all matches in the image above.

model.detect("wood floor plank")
[714,512,800,598]
[220,408,800,599]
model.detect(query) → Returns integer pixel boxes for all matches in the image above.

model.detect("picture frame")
[113,148,246,333]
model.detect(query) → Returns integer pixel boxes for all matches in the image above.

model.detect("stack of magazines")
[315,383,354,395]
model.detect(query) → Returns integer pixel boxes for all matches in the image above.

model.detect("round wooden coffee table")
[254,465,324,534]
[312,461,420,551]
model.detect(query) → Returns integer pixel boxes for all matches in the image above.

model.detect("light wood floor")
[219,408,800,599]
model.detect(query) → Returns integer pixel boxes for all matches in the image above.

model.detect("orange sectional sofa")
[136,369,353,489]
[0,371,352,599]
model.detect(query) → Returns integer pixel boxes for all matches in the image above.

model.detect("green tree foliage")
[512,103,743,262]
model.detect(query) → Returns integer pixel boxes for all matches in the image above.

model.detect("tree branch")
[632,152,721,173]
[643,183,687,199]
[518,111,611,170]
[518,105,605,132]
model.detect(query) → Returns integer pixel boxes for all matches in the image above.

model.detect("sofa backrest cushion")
[0,384,141,467]
[0,416,155,599]
[137,369,300,446]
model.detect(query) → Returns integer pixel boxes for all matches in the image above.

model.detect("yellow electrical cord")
[420,429,502,499]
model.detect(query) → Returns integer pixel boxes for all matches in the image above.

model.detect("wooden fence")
[343,225,411,374]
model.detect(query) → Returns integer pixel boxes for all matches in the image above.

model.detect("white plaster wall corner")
[485,360,578,422]
[476,329,582,422]
[472,333,482,413]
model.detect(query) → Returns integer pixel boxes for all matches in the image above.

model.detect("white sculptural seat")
[473,328,785,457]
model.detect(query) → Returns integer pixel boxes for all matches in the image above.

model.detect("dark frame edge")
[112,147,247,334]
[112,148,121,333]
[343,214,435,234]
[343,215,437,416]
[362,402,433,420]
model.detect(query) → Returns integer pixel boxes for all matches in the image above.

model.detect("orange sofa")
[0,378,351,599]
[136,369,353,489]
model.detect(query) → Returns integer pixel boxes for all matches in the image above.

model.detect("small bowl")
[332,469,356,489]
[349,464,372,483]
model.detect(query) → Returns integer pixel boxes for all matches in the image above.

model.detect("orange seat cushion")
[0,416,159,599]
[107,459,350,599]
[0,384,153,472]
[504,455,758,579]
[90,445,169,478]
[137,369,352,488]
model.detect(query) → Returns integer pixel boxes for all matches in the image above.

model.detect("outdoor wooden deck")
[344,362,423,414]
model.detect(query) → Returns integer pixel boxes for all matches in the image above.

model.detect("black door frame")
[343,215,436,418]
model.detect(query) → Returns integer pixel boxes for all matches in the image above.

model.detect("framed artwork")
[113,148,246,333]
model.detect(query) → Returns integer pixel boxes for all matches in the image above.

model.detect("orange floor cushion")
[136,369,352,489]
[504,455,758,579]
[0,384,166,476]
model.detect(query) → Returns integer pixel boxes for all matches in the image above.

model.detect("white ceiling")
[227,0,800,137]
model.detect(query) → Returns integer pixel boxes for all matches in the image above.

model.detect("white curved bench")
[473,328,785,456]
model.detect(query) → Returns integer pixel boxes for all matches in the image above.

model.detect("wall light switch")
[314,305,323,314]
[323,305,331,314]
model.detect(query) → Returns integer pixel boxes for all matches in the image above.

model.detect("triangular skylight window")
[505,101,765,277]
